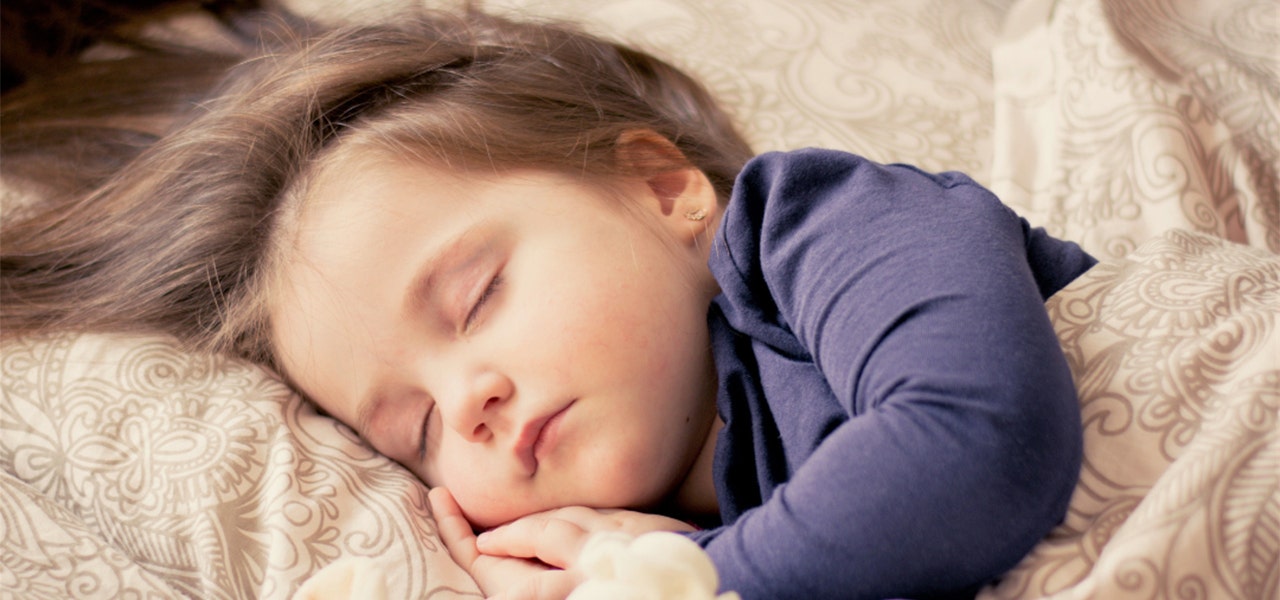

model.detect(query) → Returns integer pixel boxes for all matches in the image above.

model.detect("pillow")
[0,333,482,598]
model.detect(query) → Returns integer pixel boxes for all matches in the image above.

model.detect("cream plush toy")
[568,532,741,600]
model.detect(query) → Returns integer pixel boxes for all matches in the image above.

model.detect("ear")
[615,130,720,249]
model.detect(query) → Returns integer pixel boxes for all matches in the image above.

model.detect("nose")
[438,369,514,442]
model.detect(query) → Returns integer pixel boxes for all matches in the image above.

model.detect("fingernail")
[475,532,490,547]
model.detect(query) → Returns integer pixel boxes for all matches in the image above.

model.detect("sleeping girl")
[0,4,1095,599]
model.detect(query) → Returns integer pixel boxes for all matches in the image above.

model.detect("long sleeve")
[693,149,1092,599]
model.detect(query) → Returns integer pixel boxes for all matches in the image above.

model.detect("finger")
[472,553,555,584]
[521,506,695,536]
[428,487,482,567]
[477,515,590,568]
[490,568,583,600]
[543,506,626,530]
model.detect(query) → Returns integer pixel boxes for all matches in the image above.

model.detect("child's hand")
[428,487,581,600]
[473,506,698,568]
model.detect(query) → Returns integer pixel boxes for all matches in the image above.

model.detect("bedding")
[982,230,1280,599]
[991,0,1279,259]
[1,0,1277,598]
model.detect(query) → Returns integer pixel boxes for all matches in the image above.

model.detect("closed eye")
[463,273,503,332]
[418,402,435,461]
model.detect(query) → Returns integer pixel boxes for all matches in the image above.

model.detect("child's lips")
[534,401,573,463]
[514,400,574,476]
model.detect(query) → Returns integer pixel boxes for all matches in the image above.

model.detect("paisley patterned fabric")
[0,334,482,598]
[991,0,1279,259]
[2,0,1278,598]
[981,230,1280,600]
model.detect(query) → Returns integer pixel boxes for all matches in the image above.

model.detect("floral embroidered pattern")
[0,333,482,599]
[990,0,1279,259]
[982,231,1280,600]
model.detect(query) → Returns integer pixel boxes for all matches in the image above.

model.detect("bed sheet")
[991,0,1279,259]
[982,230,1280,600]
[3,0,1279,598]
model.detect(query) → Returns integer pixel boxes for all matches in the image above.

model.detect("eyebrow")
[355,388,386,443]
[403,222,486,317]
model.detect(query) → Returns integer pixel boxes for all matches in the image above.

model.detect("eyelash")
[418,403,434,461]
[463,273,503,331]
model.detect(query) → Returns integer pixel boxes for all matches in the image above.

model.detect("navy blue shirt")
[688,149,1094,599]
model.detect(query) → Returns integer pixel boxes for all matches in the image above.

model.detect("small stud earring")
[684,208,708,221]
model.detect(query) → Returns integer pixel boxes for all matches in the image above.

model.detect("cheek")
[540,271,668,363]
[431,449,521,528]
[508,277,626,374]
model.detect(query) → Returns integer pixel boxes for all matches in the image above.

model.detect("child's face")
[271,156,721,528]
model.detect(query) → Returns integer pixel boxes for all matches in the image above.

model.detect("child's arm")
[692,149,1088,598]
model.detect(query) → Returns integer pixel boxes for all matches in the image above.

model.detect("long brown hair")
[0,4,753,370]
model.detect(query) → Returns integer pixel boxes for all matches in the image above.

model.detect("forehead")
[268,157,466,415]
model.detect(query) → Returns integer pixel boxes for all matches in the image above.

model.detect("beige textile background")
[991,0,1279,259]
[981,231,1280,600]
